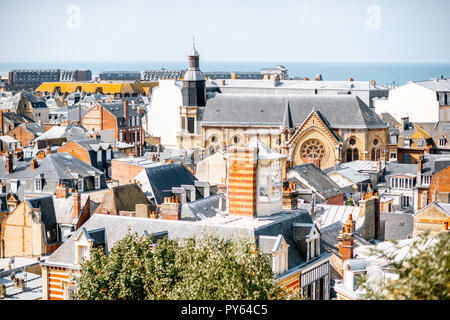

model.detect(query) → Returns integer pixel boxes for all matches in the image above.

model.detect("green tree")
[72,231,286,300]
[360,231,450,300]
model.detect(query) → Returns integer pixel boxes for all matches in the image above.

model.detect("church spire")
[282,97,294,130]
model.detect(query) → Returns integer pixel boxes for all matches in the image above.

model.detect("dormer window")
[106,149,112,160]
[403,139,411,148]
[77,179,84,192]
[34,179,42,192]
[94,176,101,189]
[258,234,289,275]
[438,138,446,147]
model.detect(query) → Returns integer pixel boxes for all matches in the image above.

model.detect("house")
[93,183,155,216]
[0,111,33,135]
[0,152,107,201]
[132,162,206,205]
[333,235,441,300]
[32,125,89,150]
[287,163,345,205]
[374,78,450,123]
[0,91,49,125]
[396,117,433,164]
[8,123,45,147]
[57,138,113,177]
[376,162,418,211]
[0,135,20,153]
[413,202,450,237]
[81,100,144,156]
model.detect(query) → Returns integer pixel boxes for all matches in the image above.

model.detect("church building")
[176,46,388,170]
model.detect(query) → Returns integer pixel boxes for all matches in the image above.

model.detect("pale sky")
[1,0,449,63]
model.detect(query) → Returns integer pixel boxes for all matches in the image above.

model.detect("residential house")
[287,163,345,205]
[0,91,49,125]
[0,136,20,153]
[413,202,450,237]
[81,100,143,156]
[396,117,433,164]
[32,125,89,150]
[8,123,45,147]
[57,138,113,177]
[374,77,450,123]
[0,152,107,201]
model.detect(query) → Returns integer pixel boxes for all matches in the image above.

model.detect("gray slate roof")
[202,94,387,129]
[380,212,414,241]
[290,163,343,199]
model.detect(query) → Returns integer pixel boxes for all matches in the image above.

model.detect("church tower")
[182,41,206,107]
[178,40,207,151]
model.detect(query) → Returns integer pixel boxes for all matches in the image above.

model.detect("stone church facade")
[176,47,388,170]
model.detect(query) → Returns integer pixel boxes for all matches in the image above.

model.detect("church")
[176,46,388,170]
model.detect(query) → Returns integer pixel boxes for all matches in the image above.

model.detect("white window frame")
[34,179,42,192]
[106,149,112,161]
[97,150,102,163]
[438,138,446,147]
[94,176,101,190]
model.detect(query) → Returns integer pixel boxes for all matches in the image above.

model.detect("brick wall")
[413,204,448,237]
[428,166,450,204]
[57,141,91,166]
[326,193,345,205]
[9,125,35,146]
[227,146,257,217]
[111,160,144,185]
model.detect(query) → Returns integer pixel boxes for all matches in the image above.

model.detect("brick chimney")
[135,203,151,218]
[358,195,380,240]
[5,149,13,174]
[123,99,129,122]
[73,190,81,219]
[31,158,38,171]
[338,215,355,276]
[227,146,258,217]
[282,181,299,210]
[160,196,181,220]
[55,184,68,199]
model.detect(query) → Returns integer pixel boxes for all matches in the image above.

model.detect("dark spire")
[282,97,294,130]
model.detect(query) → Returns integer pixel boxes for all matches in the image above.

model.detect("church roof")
[202,94,386,129]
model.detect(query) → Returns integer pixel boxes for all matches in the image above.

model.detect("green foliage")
[72,232,286,300]
[360,231,450,300]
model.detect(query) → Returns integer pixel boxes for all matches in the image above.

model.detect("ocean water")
[1,61,449,87]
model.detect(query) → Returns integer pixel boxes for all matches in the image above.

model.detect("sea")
[1,61,450,87]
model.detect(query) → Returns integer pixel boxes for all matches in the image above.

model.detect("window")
[438,138,446,147]
[97,150,102,164]
[390,152,397,159]
[34,179,42,192]
[187,117,195,134]
[422,175,431,185]
[94,176,101,189]
[77,179,84,192]
[404,139,411,148]
[390,134,398,145]
[106,149,112,161]
[401,196,412,208]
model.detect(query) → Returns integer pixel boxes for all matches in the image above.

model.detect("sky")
[1,0,449,63]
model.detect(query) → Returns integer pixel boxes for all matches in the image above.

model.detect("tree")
[72,231,286,300]
[360,231,450,300]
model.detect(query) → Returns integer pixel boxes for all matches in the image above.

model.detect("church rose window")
[300,139,326,160]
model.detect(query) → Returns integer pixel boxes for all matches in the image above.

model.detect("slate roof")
[140,163,199,204]
[380,212,414,241]
[421,154,450,176]
[378,162,417,186]
[99,101,140,119]
[414,78,450,92]
[96,184,154,214]
[202,94,387,129]
[34,125,89,142]
[26,196,58,244]
[289,163,343,199]
[0,270,42,300]
[42,210,328,274]
[181,193,226,220]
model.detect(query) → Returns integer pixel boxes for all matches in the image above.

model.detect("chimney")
[227,145,258,217]
[194,181,210,198]
[370,80,376,87]
[401,117,409,131]
[135,203,151,218]
[358,195,380,240]
[160,196,181,220]
[31,158,38,171]
[417,155,424,183]
[338,215,355,276]
[171,187,187,206]
[282,181,299,210]
[46,145,52,155]
[55,184,68,199]
[376,160,381,173]
[5,149,13,174]
[181,184,196,202]
[123,99,128,120]
[217,177,227,195]
[73,189,81,219]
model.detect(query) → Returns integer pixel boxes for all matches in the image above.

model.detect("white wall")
[374,83,439,123]
[147,80,183,148]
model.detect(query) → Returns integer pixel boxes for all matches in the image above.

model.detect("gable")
[288,111,339,146]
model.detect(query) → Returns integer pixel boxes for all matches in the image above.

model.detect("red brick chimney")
[160,196,181,220]
[55,184,68,199]
[338,215,355,276]
[123,99,128,122]
[31,158,38,171]
[73,190,81,219]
